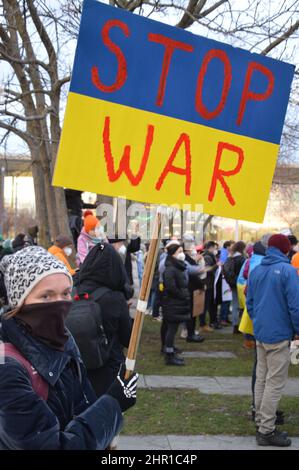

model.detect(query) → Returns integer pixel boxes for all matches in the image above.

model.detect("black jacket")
[162,255,191,323]
[0,316,122,450]
[185,253,205,292]
[203,251,218,290]
[75,243,132,396]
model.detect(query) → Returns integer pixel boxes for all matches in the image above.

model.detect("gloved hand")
[107,363,138,412]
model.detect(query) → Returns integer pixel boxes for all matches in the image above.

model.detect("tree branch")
[0,107,53,122]
[0,121,31,144]
[261,19,299,55]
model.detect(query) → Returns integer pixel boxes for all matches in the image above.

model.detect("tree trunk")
[31,158,51,247]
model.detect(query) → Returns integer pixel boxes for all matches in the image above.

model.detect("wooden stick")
[125,211,163,379]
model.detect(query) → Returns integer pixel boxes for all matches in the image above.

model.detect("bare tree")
[0,0,72,246]
[0,0,298,245]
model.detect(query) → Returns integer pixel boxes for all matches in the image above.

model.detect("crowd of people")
[0,213,298,448]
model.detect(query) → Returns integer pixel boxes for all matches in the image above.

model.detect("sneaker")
[220,320,230,327]
[256,429,291,447]
[165,353,185,366]
[200,325,214,333]
[186,334,205,343]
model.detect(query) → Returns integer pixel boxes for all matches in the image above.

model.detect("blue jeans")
[220,301,230,321]
[231,287,240,326]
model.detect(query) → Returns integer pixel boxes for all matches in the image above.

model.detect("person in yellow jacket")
[48,235,76,276]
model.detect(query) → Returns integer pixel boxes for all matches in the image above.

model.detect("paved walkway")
[138,375,299,396]
[118,434,299,450]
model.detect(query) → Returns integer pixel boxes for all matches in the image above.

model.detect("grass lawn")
[136,316,299,378]
[123,317,299,436]
[123,389,299,436]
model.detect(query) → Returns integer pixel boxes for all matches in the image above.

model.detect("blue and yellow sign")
[53,0,294,222]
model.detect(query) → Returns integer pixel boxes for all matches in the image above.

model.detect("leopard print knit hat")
[0,246,73,308]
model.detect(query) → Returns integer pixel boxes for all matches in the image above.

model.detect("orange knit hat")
[84,215,99,233]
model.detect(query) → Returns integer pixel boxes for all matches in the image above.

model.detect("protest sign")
[53,0,294,222]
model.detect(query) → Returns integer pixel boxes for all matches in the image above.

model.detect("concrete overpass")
[1,153,299,184]
[0,154,31,176]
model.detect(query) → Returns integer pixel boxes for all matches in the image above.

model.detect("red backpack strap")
[1,343,49,401]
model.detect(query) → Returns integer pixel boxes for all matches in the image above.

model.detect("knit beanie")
[84,215,99,233]
[167,243,182,256]
[55,234,73,249]
[165,239,180,250]
[0,246,73,308]
[268,234,291,255]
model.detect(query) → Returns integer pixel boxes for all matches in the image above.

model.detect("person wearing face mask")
[183,243,205,343]
[109,238,128,263]
[200,241,220,332]
[0,246,138,450]
[48,234,76,276]
[76,214,106,266]
[162,243,192,366]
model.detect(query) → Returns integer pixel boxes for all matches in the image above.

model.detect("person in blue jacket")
[0,246,138,450]
[246,234,299,448]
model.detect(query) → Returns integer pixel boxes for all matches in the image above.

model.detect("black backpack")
[223,257,237,288]
[66,287,113,370]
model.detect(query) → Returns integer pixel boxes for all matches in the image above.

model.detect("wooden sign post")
[125,210,163,379]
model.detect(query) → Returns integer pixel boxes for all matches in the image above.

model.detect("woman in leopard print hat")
[0,246,137,450]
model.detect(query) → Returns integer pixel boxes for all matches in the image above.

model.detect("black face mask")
[15,301,72,351]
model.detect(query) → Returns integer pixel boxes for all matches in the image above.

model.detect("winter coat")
[74,243,132,396]
[224,252,246,288]
[203,251,218,290]
[162,255,191,323]
[0,316,122,450]
[185,254,205,292]
[246,246,299,344]
[48,245,76,276]
[76,228,98,266]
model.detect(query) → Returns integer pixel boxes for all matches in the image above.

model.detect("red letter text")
[195,49,232,120]
[102,116,154,186]
[148,34,193,107]
[155,133,192,195]
[237,62,274,125]
[208,142,244,206]
[92,20,130,93]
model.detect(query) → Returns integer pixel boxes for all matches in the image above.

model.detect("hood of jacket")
[75,242,128,293]
[253,241,266,256]
[1,316,81,386]
[261,246,291,266]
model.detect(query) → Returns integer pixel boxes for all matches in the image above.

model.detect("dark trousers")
[161,316,195,350]
[165,322,180,352]
[199,288,217,326]
[161,318,168,347]
[187,316,196,337]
